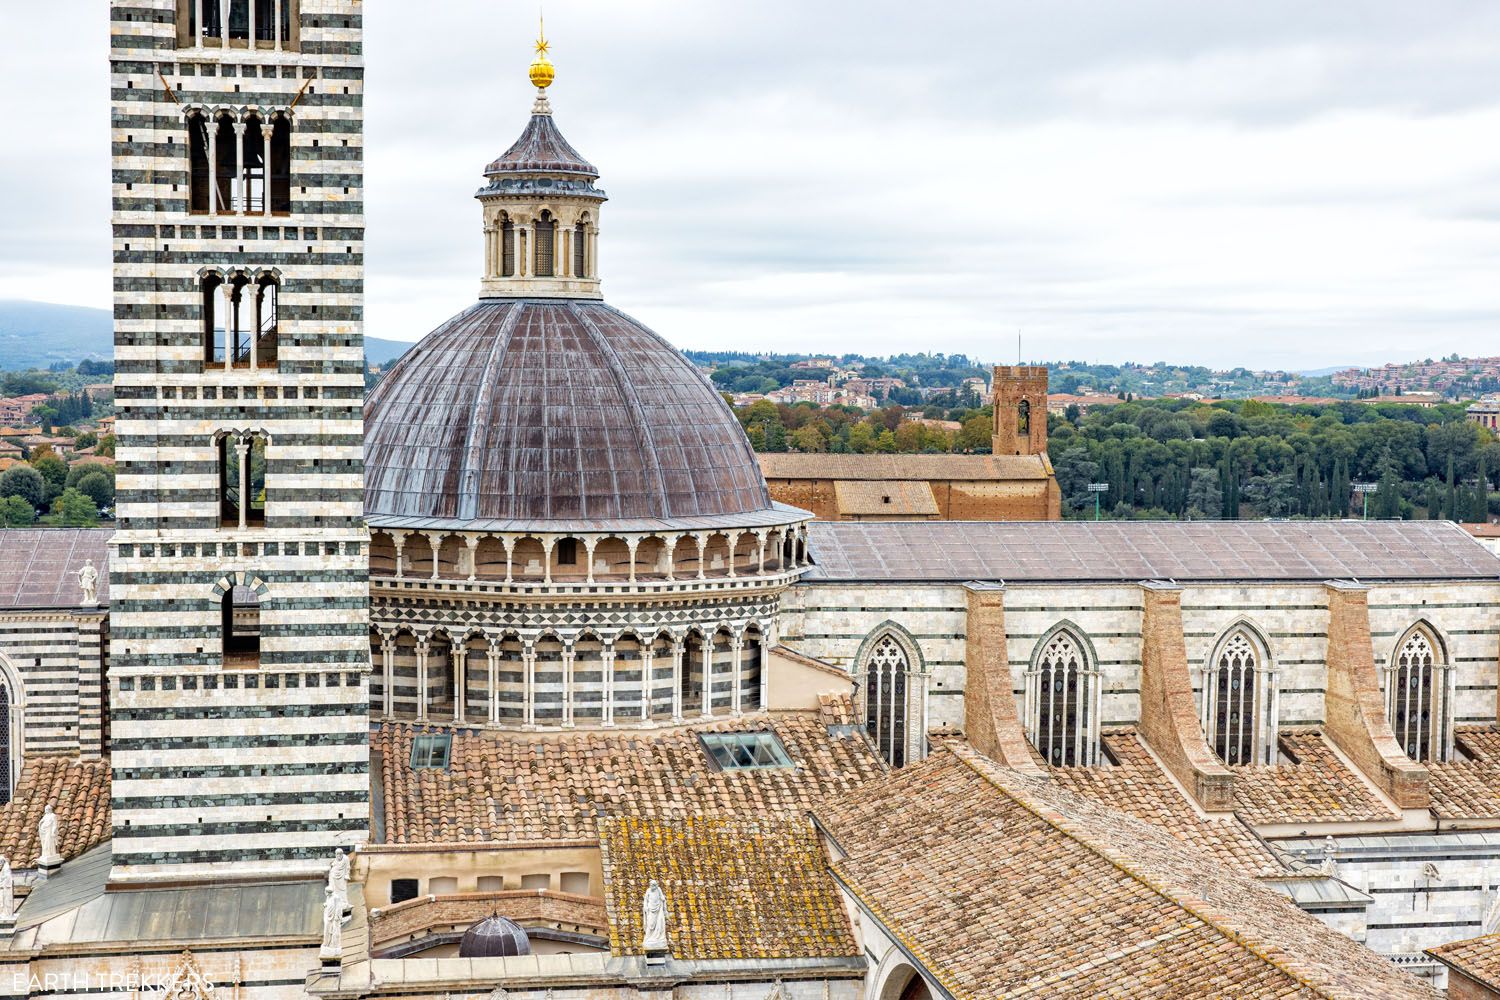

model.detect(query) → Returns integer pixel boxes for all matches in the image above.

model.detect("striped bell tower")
[107,0,369,883]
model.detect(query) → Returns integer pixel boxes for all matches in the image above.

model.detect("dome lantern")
[477,24,607,301]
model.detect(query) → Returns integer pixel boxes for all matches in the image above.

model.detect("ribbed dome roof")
[458,914,531,958]
[485,114,598,178]
[364,299,778,527]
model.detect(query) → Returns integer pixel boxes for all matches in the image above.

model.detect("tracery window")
[0,682,11,807]
[1025,629,1099,766]
[1383,626,1452,762]
[1201,628,1278,766]
[863,635,909,767]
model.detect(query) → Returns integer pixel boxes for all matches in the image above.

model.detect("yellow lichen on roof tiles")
[1046,728,1282,878]
[1427,726,1500,820]
[815,742,1440,1000]
[374,714,884,846]
[1428,931,1500,989]
[0,755,111,866]
[1231,729,1398,825]
[599,815,857,961]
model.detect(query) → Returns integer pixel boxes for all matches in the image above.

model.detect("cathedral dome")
[363,299,777,528]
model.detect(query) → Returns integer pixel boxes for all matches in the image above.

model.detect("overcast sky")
[3,2,1499,368]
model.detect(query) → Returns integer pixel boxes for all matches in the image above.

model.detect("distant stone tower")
[108,0,369,883]
[992,365,1049,456]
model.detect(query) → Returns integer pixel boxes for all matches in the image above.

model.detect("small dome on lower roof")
[459,914,532,958]
[364,299,783,528]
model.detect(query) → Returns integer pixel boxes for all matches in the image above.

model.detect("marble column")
[233,121,247,215]
[380,634,394,717]
[561,643,576,728]
[601,640,616,727]
[670,638,684,723]
[701,639,714,718]
[415,637,430,722]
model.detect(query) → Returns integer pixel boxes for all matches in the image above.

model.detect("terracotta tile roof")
[818,692,859,728]
[373,715,885,845]
[1044,728,1283,877]
[1231,729,1399,825]
[1427,726,1500,820]
[1428,931,1500,989]
[804,519,1500,583]
[600,815,856,961]
[0,755,110,867]
[831,480,940,516]
[816,742,1440,1000]
[759,453,1051,482]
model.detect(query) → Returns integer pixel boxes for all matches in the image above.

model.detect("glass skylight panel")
[410,733,452,770]
[700,732,794,770]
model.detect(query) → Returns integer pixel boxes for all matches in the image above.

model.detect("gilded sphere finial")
[529,16,554,90]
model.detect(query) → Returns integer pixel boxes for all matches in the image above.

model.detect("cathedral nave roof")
[803,519,1500,583]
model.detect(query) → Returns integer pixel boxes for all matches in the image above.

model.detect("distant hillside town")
[1332,354,1500,398]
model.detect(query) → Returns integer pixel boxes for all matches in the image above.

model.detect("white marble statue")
[76,560,99,606]
[641,878,668,951]
[0,857,13,922]
[320,887,343,960]
[37,804,61,865]
[328,848,351,915]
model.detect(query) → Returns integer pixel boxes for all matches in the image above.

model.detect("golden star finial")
[529,10,555,90]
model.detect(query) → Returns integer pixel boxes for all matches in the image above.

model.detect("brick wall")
[1323,583,1428,809]
[1137,583,1234,811]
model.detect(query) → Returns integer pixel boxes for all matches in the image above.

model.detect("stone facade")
[107,0,368,881]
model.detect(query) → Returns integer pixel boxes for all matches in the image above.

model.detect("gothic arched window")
[1384,626,1451,762]
[1016,399,1031,435]
[0,682,11,807]
[863,635,909,767]
[1201,628,1277,766]
[1026,629,1099,766]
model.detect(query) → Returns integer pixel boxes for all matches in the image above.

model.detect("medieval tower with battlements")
[107,0,369,883]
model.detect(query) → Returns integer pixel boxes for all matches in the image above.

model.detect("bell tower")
[477,23,608,300]
[992,365,1049,457]
[107,0,369,883]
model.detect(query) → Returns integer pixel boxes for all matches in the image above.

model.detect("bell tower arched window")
[202,271,279,370]
[222,587,261,667]
[573,220,587,277]
[1025,628,1100,766]
[189,112,212,213]
[218,431,268,529]
[1200,627,1278,766]
[535,210,556,277]
[1016,399,1031,436]
[180,1,300,50]
[863,635,910,767]
[269,114,292,213]
[1383,625,1453,762]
